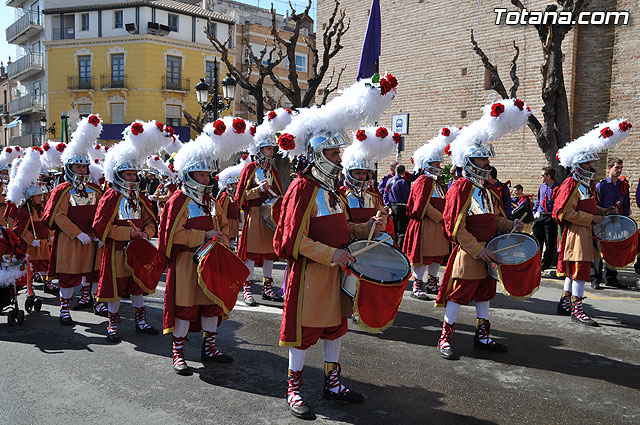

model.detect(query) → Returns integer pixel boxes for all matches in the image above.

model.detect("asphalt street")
[1,262,639,425]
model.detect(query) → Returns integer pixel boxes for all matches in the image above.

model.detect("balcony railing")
[6,10,42,44]
[8,94,45,115]
[7,53,44,79]
[162,76,190,92]
[52,26,75,40]
[10,133,41,148]
[0,104,5,115]
[100,74,128,89]
[68,76,95,90]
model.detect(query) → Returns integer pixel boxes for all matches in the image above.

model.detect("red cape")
[42,182,103,231]
[402,175,444,262]
[552,177,580,226]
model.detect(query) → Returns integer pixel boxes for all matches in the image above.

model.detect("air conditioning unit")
[158,24,170,36]
[147,22,160,34]
[125,23,137,34]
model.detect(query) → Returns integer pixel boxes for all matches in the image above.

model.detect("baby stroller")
[0,225,36,326]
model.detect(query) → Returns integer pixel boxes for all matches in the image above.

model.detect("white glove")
[534,212,541,219]
[258,181,269,192]
[76,232,91,246]
[148,195,156,201]
[204,229,217,239]
[94,237,105,248]
[31,240,41,247]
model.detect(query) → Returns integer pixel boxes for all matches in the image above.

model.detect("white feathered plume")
[89,162,103,185]
[342,126,399,173]
[88,143,108,164]
[219,116,255,159]
[164,136,183,155]
[0,146,22,171]
[146,155,173,177]
[217,154,251,189]
[41,141,67,170]
[412,127,460,173]
[557,118,632,167]
[61,114,103,163]
[6,148,42,206]
[278,73,398,160]
[251,108,295,155]
[449,99,532,168]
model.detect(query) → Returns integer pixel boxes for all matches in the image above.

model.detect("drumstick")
[330,235,392,267]
[127,220,141,232]
[268,188,278,197]
[26,203,38,240]
[365,211,383,247]
[491,242,523,255]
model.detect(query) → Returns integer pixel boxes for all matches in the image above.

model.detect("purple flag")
[357,0,381,81]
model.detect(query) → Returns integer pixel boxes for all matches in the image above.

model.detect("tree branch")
[320,66,345,105]
[509,40,520,98]
[470,29,508,99]
[182,109,206,134]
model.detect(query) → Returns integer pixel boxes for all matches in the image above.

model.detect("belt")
[389,202,407,207]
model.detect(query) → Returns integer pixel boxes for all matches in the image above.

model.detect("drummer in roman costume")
[42,115,105,324]
[235,108,292,305]
[553,119,631,326]
[274,75,394,419]
[403,127,459,300]
[340,126,395,233]
[92,121,173,342]
[158,116,253,375]
[435,99,530,360]
[217,154,249,249]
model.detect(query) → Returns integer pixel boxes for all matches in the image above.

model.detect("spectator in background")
[386,164,411,246]
[592,158,630,289]
[532,167,559,271]
[147,172,160,197]
[511,184,533,223]
[487,166,512,219]
[379,161,398,205]
[447,166,463,190]
[139,171,149,194]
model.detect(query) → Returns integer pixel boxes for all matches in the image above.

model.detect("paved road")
[1,263,639,424]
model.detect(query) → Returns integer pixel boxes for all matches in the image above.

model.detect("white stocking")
[323,337,342,363]
[107,300,120,314]
[572,280,585,298]
[131,294,144,308]
[262,260,273,279]
[245,259,255,280]
[412,265,426,281]
[475,301,490,320]
[427,263,440,278]
[444,301,461,325]
[59,287,75,299]
[80,275,88,287]
[288,347,307,372]
[90,282,98,296]
[564,277,572,292]
[201,316,218,333]
[173,318,190,338]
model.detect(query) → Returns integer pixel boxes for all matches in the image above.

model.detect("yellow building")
[43,0,235,143]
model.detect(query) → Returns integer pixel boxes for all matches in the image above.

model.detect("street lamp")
[40,116,56,139]
[195,58,237,121]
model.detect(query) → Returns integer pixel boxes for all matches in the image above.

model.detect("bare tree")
[471,0,591,180]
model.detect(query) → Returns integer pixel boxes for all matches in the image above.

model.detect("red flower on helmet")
[232,118,246,134]
[379,78,392,96]
[490,102,505,117]
[154,156,160,161]
[241,153,249,160]
[33,146,43,154]
[5,148,11,153]
[410,157,414,164]
[386,74,398,88]
[445,144,451,156]
[88,115,100,127]
[43,143,50,151]
[392,132,402,144]
[514,99,525,110]
[600,127,614,138]
[215,175,219,181]
[15,147,20,152]
[285,108,292,114]
[95,144,101,150]
[441,128,451,137]
[156,121,164,131]
[268,111,277,120]
[94,159,99,163]
[459,126,463,130]
[164,125,175,137]
[104,146,109,152]
[556,152,560,161]
[356,129,367,141]
[131,122,144,135]
[249,125,256,136]
[376,127,389,138]
[168,164,175,172]
[212,120,226,136]
[277,133,295,151]
[619,121,633,132]
[56,144,66,153]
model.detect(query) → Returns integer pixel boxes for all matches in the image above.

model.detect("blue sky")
[0,0,317,66]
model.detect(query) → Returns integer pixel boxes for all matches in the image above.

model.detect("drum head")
[347,240,410,284]
[592,215,637,242]
[485,233,538,266]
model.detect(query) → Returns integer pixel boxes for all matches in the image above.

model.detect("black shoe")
[43,284,58,295]
[571,314,598,326]
[262,292,284,302]
[287,402,314,420]
[410,291,430,301]
[174,363,192,376]
[201,352,233,364]
[322,387,365,403]
[59,316,75,326]
[438,346,457,360]
[556,298,572,316]
[474,338,508,352]
[135,324,159,335]
[106,333,121,343]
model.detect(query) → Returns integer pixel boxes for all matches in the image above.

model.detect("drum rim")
[592,214,638,242]
[486,232,540,267]
[345,240,411,284]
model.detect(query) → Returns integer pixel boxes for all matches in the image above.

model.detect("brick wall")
[317,0,635,202]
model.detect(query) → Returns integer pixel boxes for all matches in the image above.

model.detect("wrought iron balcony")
[100,74,128,89]
[6,10,42,44]
[162,76,190,92]
[68,76,95,91]
[7,53,44,79]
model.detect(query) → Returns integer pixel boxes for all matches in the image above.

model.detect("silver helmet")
[463,143,495,186]
[423,151,444,179]
[182,158,218,206]
[64,153,91,188]
[344,157,373,196]
[24,183,47,201]
[255,142,277,168]
[308,130,350,188]
[111,159,141,197]
[571,152,599,186]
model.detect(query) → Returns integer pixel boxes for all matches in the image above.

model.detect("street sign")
[391,113,409,135]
